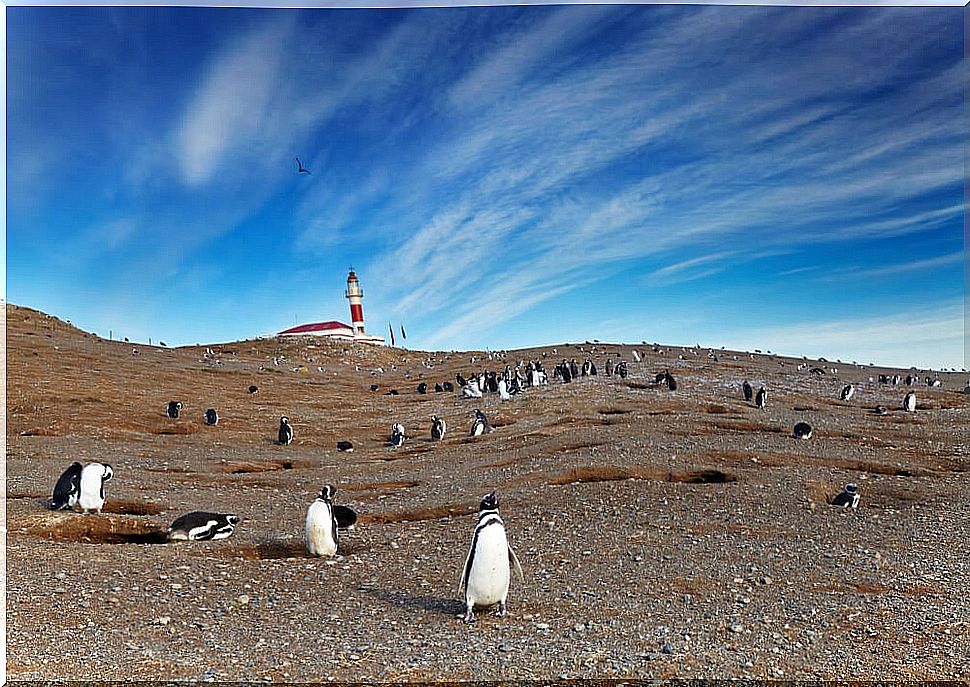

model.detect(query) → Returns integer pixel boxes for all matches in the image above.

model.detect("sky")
[5,4,966,369]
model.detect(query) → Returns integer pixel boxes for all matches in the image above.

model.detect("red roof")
[279,321,352,335]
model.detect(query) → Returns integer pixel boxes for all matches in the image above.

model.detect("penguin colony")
[42,339,948,625]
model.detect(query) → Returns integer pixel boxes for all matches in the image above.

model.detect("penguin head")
[474,409,486,420]
[280,416,290,426]
[318,485,335,502]
[844,483,858,495]
[102,464,114,482]
[479,491,499,512]
[226,514,241,527]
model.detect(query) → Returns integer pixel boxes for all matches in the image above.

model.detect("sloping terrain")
[5,303,968,681]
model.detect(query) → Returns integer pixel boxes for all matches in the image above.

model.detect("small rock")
[157,616,172,626]
[729,624,744,633]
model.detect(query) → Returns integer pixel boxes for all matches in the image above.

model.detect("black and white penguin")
[387,389,399,396]
[431,415,447,441]
[793,422,813,439]
[654,371,668,384]
[443,381,455,393]
[742,380,753,402]
[470,409,493,437]
[78,463,113,514]
[204,408,219,426]
[498,378,511,401]
[305,485,339,557]
[435,383,444,393]
[336,440,354,452]
[389,423,406,447]
[370,384,379,392]
[569,360,580,379]
[462,378,483,398]
[167,401,183,419]
[830,483,860,509]
[278,416,294,445]
[248,385,259,394]
[755,386,767,410]
[616,361,628,378]
[50,461,83,510]
[456,372,468,388]
[666,373,677,391]
[167,512,241,541]
[840,384,855,401]
[605,359,614,376]
[417,382,428,394]
[903,392,917,412]
[873,405,889,415]
[632,350,642,363]
[458,491,524,623]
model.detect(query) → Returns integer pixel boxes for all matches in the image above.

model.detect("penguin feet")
[463,608,477,623]
[496,602,508,618]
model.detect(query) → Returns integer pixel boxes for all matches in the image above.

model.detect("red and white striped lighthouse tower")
[345,268,366,336]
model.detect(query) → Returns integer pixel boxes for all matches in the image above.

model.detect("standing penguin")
[470,409,493,436]
[458,492,524,623]
[204,408,219,426]
[431,415,447,441]
[78,463,113,514]
[167,401,182,419]
[605,359,614,376]
[830,483,860,509]
[666,373,678,391]
[278,416,294,445]
[903,392,917,412]
[168,512,241,541]
[50,461,83,510]
[497,378,511,401]
[305,485,339,557]
[742,381,753,402]
[755,386,768,410]
[840,384,855,401]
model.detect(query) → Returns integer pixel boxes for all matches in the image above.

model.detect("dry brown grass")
[359,503,472,524]
[548,465,736,485]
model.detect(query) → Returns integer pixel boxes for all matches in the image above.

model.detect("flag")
[389,322,395,347]
[400,325,407,340]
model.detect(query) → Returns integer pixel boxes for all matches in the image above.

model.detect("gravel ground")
[5,303,969,681]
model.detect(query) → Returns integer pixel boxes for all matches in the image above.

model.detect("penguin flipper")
[458,545,473,596]
[508,544,524,585]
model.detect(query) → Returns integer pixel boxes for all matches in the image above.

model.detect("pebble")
[729,624,744,633]
[237,595,251,605]
[156,616,172,626]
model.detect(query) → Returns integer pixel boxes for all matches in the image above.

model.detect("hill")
[6,302,968,681]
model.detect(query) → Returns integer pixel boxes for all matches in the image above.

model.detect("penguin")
[873,405,889,415]
[50,461,82,510]
[387,389,399,396]
[417,382,428,394]
[167,512,241,541]
[456,373,468,388]
[755,386,767,410]
[632,350,642,363]
[654,371,669,384]
[470,409,493,436]
[605,359,614,376]
[334,504,358,530]
[204,408,219,426]
[248,385,259,394]
[903,392,917,412]
[830,483,860,509]
[78,463,113,514]
[666,373,677,391]
[616,361,628,378]
[569,360,580,379]
[431,415,447,442]
[370,384,379,392]
[462,378,483,398]
[435,383,444,393]
[336,440,354,452]
[840,384,855,401]
[305,485,339,557]
[458,491,524,623]
[278,416,294,445]
[443,381,455,393]
[742,380,753,402]
[793,422,813,439]
[389,423,406,447]
[498,378,511,401]
[167,400,182,419]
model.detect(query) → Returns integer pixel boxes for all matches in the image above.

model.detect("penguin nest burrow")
[15,512,169,544]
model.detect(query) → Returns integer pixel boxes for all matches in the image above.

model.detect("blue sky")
[6,5,965,369]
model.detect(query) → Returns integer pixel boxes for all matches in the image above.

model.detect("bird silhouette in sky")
[296,157,311,175]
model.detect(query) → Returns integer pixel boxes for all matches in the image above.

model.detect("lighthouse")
[345,268,366,335]
[277,268,385,344]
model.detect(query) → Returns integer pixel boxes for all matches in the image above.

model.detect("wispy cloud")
[822,251,965,282]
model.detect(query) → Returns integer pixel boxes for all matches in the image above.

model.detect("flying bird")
[296,157,311,175]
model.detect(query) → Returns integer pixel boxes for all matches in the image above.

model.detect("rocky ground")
[4,303,969,681]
